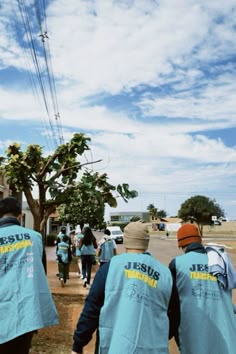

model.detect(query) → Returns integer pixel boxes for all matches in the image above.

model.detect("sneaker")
[80,274,84,279]
[60,278,65,287]
[83,278,87,288]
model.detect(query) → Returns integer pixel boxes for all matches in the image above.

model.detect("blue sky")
[1,0,236,221]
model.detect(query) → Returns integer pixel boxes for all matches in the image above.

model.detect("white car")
[107,226,123,244]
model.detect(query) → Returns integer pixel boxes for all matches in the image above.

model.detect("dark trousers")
[81,255,93,284]
[58,262,69,282]
[0,331,34,354]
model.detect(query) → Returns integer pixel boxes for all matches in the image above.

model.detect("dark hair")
[0,197,21,218]
[82,227,95,246]
[104,229,111,236]
[62,235,69,243]
[60,226,67,234]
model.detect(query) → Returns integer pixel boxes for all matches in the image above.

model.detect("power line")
[11,0,64,148]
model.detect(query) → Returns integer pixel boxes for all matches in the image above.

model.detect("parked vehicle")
[212,220,222,225]
[106,226,123,244]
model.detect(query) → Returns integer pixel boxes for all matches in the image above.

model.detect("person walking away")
[56,226,72,248]
[78,227,98,288]
[0,197,58,354]
[169,223,236,354]
[56,226,71,279]
[72,230,84,278]
[98,228,117,266]
[56,225,67,243]
[57,234,72,287]
[71,221,175,354]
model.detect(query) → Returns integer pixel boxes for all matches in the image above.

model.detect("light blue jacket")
[0,217,59,344]
[174,244,236,354]
[57,241,70,263]
[99,252,172,353]
[74,233,84,257]
[80,242,95,256]
[98,239,115,262]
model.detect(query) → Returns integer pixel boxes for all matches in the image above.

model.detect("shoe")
[80,274,84,279]
[83,278,87,288]
[60,278,65,287]
[67,276,69,280]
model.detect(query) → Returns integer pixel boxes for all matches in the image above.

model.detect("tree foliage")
[130,216,141,222]
[0,133,138,236]
[147,204,167,218]
[58,171,138,230]
[178,195,225,235]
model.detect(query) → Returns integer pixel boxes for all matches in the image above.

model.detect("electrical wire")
[11,0,64,148]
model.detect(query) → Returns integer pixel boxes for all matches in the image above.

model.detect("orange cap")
[177,224,201,248]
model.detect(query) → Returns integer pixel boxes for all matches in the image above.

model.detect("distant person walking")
[78,227,98,289]
[98,228,117,266]
[72,230,84,278]
[0,197,58,354]
[169,223,236,354]
[57,234,72,287]
[56,226,71,279]
[56,226,72,248]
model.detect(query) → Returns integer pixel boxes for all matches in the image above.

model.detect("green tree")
[147,204,167,218]
[178,195,225,235]
[156,209,167,218]
[58,171,138,230]
[0,133,138,236]
[147,203,158,218]
[130,216,141,222]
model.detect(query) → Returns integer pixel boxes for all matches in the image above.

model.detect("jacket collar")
[185,242,206,254]
[0,216,21,228]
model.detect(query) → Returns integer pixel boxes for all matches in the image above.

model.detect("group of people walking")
[56,225,117,289]
[1,196,236,354]
[71,222,236,354]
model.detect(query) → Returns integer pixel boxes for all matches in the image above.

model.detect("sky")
[1,0,236,221]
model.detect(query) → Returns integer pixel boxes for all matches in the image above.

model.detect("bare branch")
[48,159,102,184]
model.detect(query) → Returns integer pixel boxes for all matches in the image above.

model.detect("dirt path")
[31,256,97,354]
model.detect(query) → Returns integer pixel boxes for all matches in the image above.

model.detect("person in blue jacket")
[56,226,72,279]
[71,221,176,354]
[0,197,58,354]
[78,227,98,289]
[169,223,236,354]
[97,228,117,266]
[72,230,84,278]
[57,234,72,287]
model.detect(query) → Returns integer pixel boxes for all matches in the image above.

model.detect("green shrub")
[46,234,57,246]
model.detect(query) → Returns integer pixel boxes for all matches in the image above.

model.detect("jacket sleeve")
[168,258,180,342]
[72,262,110,353]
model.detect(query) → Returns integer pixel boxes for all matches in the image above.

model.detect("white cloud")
[1,0,236,220]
